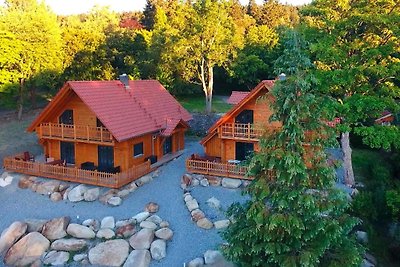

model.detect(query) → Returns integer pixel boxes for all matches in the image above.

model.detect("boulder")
[140,221,157,230]
[145,202,159,213]
[207,176,221,186]
[58,183,70,192]
[188,257,205,267]
[107,196,122,206]
[191,209,206,222]
[191,179,200,186]
[150,239,166,260]
[50,238,87,251]
[361,259,375,267]
[24,219,47,233]
[135,175,153,187]
[146,215,162,225]
[214,219,230,229]
[364,253,377,266]
[50,192,62,202]
[356,231,368,244]
[123,249,151,267]
[0,221,27,255]
[63,186,72,201]
[155,228,173,240]
[222,178,242,189]
[181,174,192,186]
[200,178,209,187]
[88,239,129,267]
[101,216,115,229]
[83,187,100,202]
[129,228,154,250]
[68,184,88,202]
[82,218,100,232]
[73,253,87,262]
[197,218,213,229]
[132,212,150,223]
[35,180,60,195]
[116,224,136,238]
[99,189,118,204]
[42,250,69,266]
[18,176,33,189]
[125,181,138,192]
[117,189,130,198]
[193,174,205,180]
[115,219,131,228]
[186,199,199,212]
[184,194,193,202]
[204,250,225,265]
[42,216,70,240]
[206,197,221,209]
[0,173,13,187]
[4,232,50,266]
[67,224,95,239]
[96,228,115,239]
[159,221,170,228]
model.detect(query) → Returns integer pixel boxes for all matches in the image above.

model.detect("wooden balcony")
[186,159,251,179]
[37,123,113,145]
[4,156,151,189]
[220,123,264,141]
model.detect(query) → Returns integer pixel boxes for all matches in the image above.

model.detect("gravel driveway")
[0,139,244,266]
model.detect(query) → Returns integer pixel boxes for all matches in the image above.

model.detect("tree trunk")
[17,78,25,121]
[341,131,355,185]
[30,87,36,109]
[205,65,214,114]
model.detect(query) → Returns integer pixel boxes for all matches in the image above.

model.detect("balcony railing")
[37,123,113,144]
[4,156,151,188]
[220,123,265,141]
[186,159,251,179]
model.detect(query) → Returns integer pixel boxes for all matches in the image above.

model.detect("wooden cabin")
[4,78,192,188]
[186,80,280,179]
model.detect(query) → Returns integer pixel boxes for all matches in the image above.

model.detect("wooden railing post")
[74,125,76,140]
[86,126,89,141]
[100,127,103,142]
[49,123,52,137]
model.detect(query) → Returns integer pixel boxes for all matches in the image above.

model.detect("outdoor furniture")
[46,159,66,166]
[81,161,96,171]
[23,151,34,162]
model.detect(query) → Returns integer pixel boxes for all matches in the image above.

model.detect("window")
[59,109,73,125]
[133,142,144,157]
[235,109,253,124]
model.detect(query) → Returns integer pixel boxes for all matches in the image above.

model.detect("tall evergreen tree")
[222,30,363,266]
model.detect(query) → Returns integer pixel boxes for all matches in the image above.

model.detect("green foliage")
[222,30,363,267]
[386,186,400,220]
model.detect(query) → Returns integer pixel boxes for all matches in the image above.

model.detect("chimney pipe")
[119,74,130,89]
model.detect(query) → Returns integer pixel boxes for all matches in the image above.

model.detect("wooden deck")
[186,159,252,179]
[37,122,113,145]
[3,156,151,188]
[219,123,264,141]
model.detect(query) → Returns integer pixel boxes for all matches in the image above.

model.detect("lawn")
[177,95,231,114]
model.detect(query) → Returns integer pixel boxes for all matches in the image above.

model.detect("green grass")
[177,95,231,113]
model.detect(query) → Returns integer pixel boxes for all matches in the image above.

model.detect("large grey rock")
[197,218,213,229]
[82,218,100,231]
[140,221,157,230]
[186,199,199,211]
[83,187,100,202]
[96,228,115,239]
[117,189,130,198]
[191,209,206,222]
[145,202,159,213]
[188,257,205,267]
[150,239,166,260]
[222,178,242,189]
[125,181,138,192]
[160,221,170,228]
[206,197,221,209]
[356,231,368,244]
[88,239,129,267]
[115,219,131,228]
[129,228,154,250]
[24,219,47,233]
[132,212,150,223]
[4,232,50,266]
[116,224,136,238]
[108,196,122,206]
[0,173,13,187]
[50,192,62,202]
[67,223,95,239]
[35,181,60,195]
[68,184,88,202]
[42,216,70,240]
[204,250,226,265]
[214,219,230,229]
[50,238,87,251]
[155,228,174,240]
[184,194,193,202]
[42,250,69,266]
[361,259,375,267]
[73,253,87,262]
[0,221,27,255]
[146,215,162,225]
[123,249,151,267]
[200,179,209,187]
[135,175,152,187]
[101,216,115,229]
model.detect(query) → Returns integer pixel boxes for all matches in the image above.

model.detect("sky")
[1,0,313,15]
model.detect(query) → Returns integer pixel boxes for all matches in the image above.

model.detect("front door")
[235,142,254,161]
[98,146,114,172]
[60,141,75,164]
[163,136,172,155]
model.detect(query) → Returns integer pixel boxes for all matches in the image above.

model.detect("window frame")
[133,142,144,158]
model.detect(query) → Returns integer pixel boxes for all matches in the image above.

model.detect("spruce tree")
[222,30,363,266]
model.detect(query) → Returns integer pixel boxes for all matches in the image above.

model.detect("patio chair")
[23,151,35,162]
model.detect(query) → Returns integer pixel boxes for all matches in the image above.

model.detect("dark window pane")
[134,142,144,157]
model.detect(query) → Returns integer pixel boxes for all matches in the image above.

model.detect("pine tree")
[222,30,363,266]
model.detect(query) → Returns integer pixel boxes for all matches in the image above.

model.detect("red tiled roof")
[227,91,250,105]
[29,80,192,142]
[161,118,189,137]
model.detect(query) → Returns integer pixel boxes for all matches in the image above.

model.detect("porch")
[3,154,151,189]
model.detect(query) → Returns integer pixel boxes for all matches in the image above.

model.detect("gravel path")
[0,139,245,266]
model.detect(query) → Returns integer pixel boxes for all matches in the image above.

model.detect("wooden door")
[60,141,75,164]
[163,136,172,155]
[98,145,114,172]
[235,142,254,161]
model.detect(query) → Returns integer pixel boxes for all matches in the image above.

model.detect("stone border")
[0,203,173,266]
[15,169,160,207]
[186,249,234,267]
